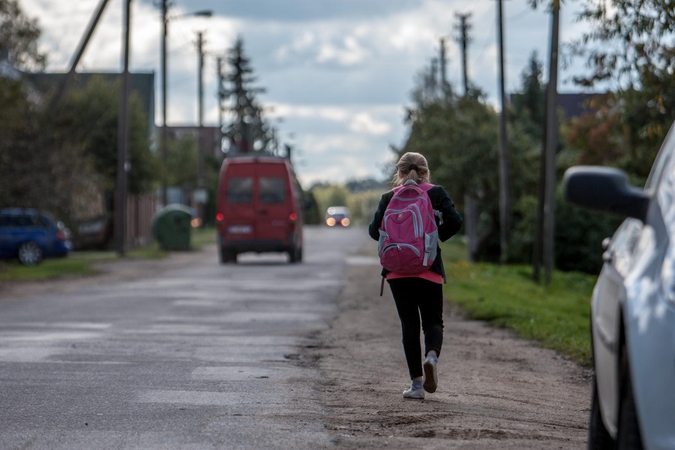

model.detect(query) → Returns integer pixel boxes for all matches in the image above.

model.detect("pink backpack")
[378,181,438,274]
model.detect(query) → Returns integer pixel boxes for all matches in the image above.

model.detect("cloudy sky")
[21,0,592,186]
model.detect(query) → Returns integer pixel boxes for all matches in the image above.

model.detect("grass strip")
[0,258,98,282]
[441,239,596,367]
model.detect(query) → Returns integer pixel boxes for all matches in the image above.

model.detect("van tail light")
[289,213,297,221]
[216,213,224,222]
[56,231,67,242]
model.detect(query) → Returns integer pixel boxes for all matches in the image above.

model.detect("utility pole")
[116,0,131,256]
[496,0,511,265]
[439,37,448,95]
[196,31,205,219]
[455,13,471,96]
[159,8,212,205]
[455,13,478,261]
[543,2,561,284]
[217,56,224,157]
[430,58,438,98]
[160,0,168,206]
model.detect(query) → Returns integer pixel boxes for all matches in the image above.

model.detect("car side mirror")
[563,166,650,222]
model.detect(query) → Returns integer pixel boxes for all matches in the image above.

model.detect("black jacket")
[368,185,463,281]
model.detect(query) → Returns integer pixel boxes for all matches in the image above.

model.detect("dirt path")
[308,255,591,449]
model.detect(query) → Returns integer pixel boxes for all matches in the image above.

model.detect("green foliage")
[0,77,100,225]
[165,135,198,187]
[554,190,622,273]
[302,189,322,225]
[51,75,158,195]
[0,0,47,70]
[346,190,382,226]
[312,185,349,216]
[572,0,675,179]
[441,239,595,367]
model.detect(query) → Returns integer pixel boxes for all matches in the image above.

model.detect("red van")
[215,156,304,264]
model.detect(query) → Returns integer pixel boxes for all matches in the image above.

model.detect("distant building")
[509,92,603,121]
[163,125,223,159]
[557,93,602,121]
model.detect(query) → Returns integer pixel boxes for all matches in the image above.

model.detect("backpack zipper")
[382,243,421,257]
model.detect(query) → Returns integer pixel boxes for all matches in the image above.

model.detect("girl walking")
[368,152,462,399]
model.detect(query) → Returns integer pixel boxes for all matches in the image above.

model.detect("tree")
[400,83,503,261]
[220,38,271,155]
[49,76,158,196]
[0,77,100,224]
[511,51,545,142]
[0,0,47,70]
[572,0,675,178]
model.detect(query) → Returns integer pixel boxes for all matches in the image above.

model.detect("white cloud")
[349,112,392,135]
[316,35,370,67]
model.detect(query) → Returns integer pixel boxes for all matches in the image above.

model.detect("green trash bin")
[152,204,192,251]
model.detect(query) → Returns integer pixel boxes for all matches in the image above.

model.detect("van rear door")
[255,162,291,243]
[223,163,256,240]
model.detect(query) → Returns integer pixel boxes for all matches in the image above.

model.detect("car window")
[37,216,52,229]
[259,177,286,204]
[0,216,10,227]
[227,177,253,204]
[14,215,35,227]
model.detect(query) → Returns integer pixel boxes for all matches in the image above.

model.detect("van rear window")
[227,178,253,204]
[259,177,286,204]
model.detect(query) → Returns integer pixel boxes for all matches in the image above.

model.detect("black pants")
[388,277,444,379]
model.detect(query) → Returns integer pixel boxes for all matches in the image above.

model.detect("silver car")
[563,126,675,450]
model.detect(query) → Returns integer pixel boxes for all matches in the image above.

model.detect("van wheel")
[220,247,237,264]
[288,246,300,264]
[18,242,43,266]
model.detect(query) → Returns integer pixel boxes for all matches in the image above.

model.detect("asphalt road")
[0,225,366,449]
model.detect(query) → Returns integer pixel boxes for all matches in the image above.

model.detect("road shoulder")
[308,256,591,449]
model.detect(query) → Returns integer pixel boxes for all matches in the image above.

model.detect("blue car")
[0,208,72,265]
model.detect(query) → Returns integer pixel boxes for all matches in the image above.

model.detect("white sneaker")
[403,385,425,399]
[423,356,438,393]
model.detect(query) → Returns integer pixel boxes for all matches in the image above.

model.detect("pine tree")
[220,38,271,155]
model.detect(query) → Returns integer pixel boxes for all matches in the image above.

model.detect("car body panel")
[623,158,675,450]
[585,124,675,449]
[0,209,71,261]
[216,156,303,256]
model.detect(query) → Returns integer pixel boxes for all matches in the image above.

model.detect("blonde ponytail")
[391,152,430,187]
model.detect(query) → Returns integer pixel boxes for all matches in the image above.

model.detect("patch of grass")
[0,258,98,282]
[0,241,169,282]
[441,239,595,367]
[192,226,216,249]
[127,243,167,259]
